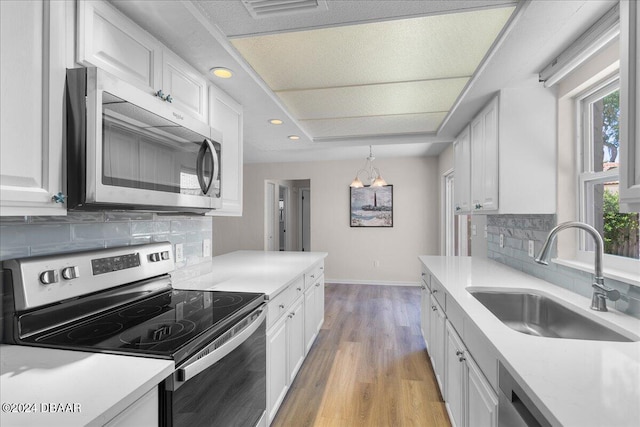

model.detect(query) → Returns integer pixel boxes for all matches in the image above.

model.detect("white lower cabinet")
[446,321,466,427]
[104,387,158,427]
[266,262,324,425]
[421,268,498,427]
[445,321,498,427]
[267,314,288,423]
[287,296,305,383]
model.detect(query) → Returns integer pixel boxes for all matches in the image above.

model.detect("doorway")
[265,179,310,251]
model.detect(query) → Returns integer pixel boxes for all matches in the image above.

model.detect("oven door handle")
[177,308,266,383]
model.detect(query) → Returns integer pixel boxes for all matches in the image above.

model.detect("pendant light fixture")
[350,146,388,188]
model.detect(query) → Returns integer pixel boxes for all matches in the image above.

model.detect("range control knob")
[61,266,80,280]
[161,251,170,260]
[39,270,59,285]
[149,253,161,262]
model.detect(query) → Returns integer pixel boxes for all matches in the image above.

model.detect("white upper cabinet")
[620,0,640,211]
[208,86,244,216]
[162,50,208,123]
[0,1,68,216]
[458,81,556,215]
[77,0,161,90]
[78,0,208,123]
[470,98,499,212]
[453,126,471,214]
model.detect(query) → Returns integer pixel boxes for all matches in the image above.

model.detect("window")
[579,78,639,262]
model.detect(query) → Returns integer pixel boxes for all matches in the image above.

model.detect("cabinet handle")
[288,313,294,318]
[155,89,172,103]
[475,203,483,209]
[311,274,315,278]
[432,289,438,294]
[431,306,437,311]
[459,356,466,362]
[456,350,464,356]
[297,287,302,291]
[279,304,285,309]
[51,192,66,204]
[455,206,461,211]
[421,272,426,277]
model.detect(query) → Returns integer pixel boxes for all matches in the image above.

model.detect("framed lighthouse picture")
[350,185,393,227]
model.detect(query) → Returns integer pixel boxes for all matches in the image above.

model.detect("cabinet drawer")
[267,286,294,330]
[431,277,446,310]
[304,262,324,289]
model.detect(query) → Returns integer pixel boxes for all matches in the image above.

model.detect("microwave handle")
[210,139,219,196]
[196,139,214,195]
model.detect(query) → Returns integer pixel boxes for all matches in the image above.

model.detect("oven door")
[161,306,266,427]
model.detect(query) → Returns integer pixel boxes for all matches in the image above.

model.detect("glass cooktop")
[27,289,264,361]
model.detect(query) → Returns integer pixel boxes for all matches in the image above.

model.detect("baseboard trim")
[325,279,419,287]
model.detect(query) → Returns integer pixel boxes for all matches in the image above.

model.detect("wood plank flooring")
[271,283,451,427]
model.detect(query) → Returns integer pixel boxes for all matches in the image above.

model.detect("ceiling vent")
[241,0,328,19]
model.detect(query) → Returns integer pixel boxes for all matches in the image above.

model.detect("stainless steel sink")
[468,289,637,342]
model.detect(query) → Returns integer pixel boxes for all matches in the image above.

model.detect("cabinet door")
[466,357,498,427]
[304,283,317,354]
[620,0,640,211]
[453,126,471,214]
[287,297,305,383]
[267,316,288,424]
[0,0,66,216]
[77,0,161,90]
[430,295,446,396]
[420,283,430,350]
[162,50,208,123]
[208,86,243,216]
[470,98,499,212]
[445,321,466,427]
[105,387,158,427]
[315,275,325,330]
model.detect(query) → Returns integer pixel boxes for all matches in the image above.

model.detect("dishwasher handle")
[177,307,266,383]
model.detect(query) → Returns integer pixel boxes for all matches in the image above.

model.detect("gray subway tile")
[0,246,30,261]
[30,240,105,256]
[72,222,131,241]
[131,221,155,236]
[105,212,154,222]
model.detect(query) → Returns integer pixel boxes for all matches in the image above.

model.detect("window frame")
[576,74,639,275]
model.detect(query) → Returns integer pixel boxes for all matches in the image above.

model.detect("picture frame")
[350,185,393,227]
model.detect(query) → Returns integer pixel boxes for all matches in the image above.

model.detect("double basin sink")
[468,289,638,342]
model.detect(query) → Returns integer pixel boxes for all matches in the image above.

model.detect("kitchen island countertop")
[171,250,328,298]
[419,255,640,427]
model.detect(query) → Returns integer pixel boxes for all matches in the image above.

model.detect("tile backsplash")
[486,214,640,318]
[0,211,213,268]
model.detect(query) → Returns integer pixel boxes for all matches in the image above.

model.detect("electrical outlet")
[203,239,211,257]
[528,240,535,257]
[499,234,504,248]
[175,243,184,263]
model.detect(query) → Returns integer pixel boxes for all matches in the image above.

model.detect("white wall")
[213,156,439,284]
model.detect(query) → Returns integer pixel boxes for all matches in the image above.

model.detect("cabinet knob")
[297,287,302,291]
[459,356,466,362]
[51,192,65,204]
[311,274,315,278]
[456,350,464,356]
[432,289,438,294]
[421,272,426,276]
[155,90,172,103]
[316,283,321,287]
[279,304,285,309]
[431,306,437,311]
[455,206,461,211]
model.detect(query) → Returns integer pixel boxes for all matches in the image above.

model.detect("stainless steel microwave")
[66,67,222,213]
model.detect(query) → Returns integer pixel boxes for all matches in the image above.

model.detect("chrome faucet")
[534,221,620,312]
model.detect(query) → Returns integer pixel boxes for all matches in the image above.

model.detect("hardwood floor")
[271,283,451,427]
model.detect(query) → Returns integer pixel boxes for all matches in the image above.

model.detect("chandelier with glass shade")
[349,146,388,188]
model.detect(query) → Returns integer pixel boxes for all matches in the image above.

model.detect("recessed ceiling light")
[269,119,283,125]
[210,67,233,79]
[288,135,300,141]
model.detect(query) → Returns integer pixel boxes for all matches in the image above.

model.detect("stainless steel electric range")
[1,242,267,427]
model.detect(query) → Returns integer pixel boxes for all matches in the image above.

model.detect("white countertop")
[0,345,174,427]
[419,256,640,427]
[171,250,328,298]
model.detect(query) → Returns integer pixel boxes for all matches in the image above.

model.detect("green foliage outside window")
[603,189,639,258]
